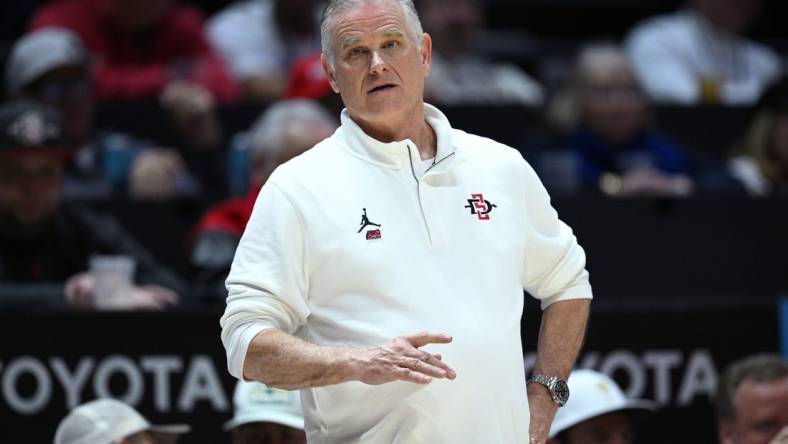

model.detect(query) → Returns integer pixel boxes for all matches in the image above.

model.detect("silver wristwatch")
[527,374,570,407]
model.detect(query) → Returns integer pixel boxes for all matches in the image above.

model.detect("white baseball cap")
[53,398,190,444]
[6,27,89,95]
[223,381,304,431]
[549,369,656,437]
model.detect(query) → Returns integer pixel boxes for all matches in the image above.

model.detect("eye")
[348,47,366,58]
[383,40,400,50]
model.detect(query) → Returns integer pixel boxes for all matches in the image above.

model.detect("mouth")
[367,83,397,94]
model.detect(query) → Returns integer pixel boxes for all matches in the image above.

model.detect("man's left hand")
[527,384,559,444]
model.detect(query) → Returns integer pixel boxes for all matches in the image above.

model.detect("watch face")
[554,380,570,404]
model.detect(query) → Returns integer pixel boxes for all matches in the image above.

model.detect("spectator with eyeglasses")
[6,27,198,200]
[546,44,693,197]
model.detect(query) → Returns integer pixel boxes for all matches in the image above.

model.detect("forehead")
[332,1,407,43]
[734,377,788,411]
[584,61,636,86]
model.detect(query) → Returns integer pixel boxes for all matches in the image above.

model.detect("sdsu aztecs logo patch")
[464,193,496,220]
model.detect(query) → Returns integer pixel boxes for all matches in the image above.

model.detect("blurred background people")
[0,100,184,310]
[547,44,693,196]
[417,0,544,105]
[225,380,306,444]
[29,0,231,154]
[548,369,655,444]
[715,354,788,444]
[729,77,788,196]
[208,0,322,101]
[284,51,344,116]
[29,0,237,103]
[54,398,190,444]
[625,0,782,105]
[190,99,336,301]
[5,27,196,200]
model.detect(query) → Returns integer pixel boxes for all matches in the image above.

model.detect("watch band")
[527,374,569,407]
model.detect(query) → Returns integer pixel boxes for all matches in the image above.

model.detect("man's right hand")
[350,332,457,385]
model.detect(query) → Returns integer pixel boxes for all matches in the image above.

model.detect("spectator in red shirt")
[29,0,236,153]
[190,99,336,302]
[29,0,238,103]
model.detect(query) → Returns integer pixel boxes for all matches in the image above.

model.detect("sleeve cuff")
[539,284,593,311]
[226,321,275,380]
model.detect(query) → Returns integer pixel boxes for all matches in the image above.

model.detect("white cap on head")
[6,27,89,95]
[53,398,190,444]
[223,381,304,431]
[549,369,656,438]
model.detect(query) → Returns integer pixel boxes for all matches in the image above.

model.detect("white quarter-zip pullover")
[221,104,592,443]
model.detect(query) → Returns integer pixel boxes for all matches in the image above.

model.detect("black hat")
[0,100,70,156]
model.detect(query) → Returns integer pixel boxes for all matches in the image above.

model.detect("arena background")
[0,0,787,442]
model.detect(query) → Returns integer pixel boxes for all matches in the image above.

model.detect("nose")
[368,50,387,75]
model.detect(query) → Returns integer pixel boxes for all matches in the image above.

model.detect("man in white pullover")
[221,1,592,442]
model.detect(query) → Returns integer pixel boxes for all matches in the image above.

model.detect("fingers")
[65,272,96,308]
[394,368,432,385]
[129,286,179,310]
[403,331,452,348]
[401,332,456,379]
[402,348,456,380]
[397,356,449,379]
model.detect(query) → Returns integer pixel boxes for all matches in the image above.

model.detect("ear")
[420,33,432,78]
[321,53,340,94]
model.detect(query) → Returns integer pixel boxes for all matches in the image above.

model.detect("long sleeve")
[520,161,592,310]
[220,181,311,380]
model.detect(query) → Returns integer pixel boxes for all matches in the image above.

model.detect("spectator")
[6,27,196,199]
[729,77,788,196]
[190,99,335,301]
[0,100,184,310]
[225,381,306,444]
[417,0,544,105]
[548,369,655,444]
[284,51,344,116]
[208,0,322,101]
[54,398,190,444]
[716,354,788,444]
[625,0,781,105]
[548,44,693,196]
[29,0,237,103]
[29,0,233,154]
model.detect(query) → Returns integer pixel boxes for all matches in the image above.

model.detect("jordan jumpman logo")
[357,208,381,233]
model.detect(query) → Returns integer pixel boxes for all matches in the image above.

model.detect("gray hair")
[716,354,788,420]
[320,0,423,66]
[247,99,336,163]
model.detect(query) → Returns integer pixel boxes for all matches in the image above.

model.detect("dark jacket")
[0,205,185,310]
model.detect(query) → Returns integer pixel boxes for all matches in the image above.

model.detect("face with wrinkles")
[321,0,431,135]
[720,377,788,444]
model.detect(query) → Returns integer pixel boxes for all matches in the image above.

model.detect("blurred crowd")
[0,0,786,310]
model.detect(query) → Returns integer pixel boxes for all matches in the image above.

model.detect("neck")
[351,105,437,160]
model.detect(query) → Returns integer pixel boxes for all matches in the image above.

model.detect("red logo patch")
[464,193,497,220]
[366,229,382,240]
